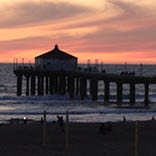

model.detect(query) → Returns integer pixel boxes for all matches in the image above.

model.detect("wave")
[0,95,71,101]
[0,108,156,116]
[0,93,155,101]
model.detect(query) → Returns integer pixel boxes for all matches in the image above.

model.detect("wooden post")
[45,76,49,95]
[92,79,98,101]
[90,79,93,96]
[67,76,70,93]
[42,111,46,146]
[63,76,66,95]
[31,75,35,95]
[69,76,74,99]
[40,76,44,95]
[60,76,66,95]
[80,78,84,100]
[144,83,149,107]
[58,75,61,95]
[37,75,44,95]
[37,75,41,95]
[49,76,54,95]
[135,121,139,156]
[26,76,29,96]
[84,78,87,97]
[117,82,123,104]
[130,83,135,104]
[104,80,110,102]
[17,75,22,96]
[65,111,69,155]
[54,75,59,93]
[80,78,87,100]
[76,77,79,96]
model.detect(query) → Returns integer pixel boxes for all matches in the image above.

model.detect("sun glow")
[0,0,156,63]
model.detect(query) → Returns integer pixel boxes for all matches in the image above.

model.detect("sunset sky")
[1,0,156,64]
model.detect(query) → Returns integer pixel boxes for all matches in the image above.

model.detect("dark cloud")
[0,1,91,28]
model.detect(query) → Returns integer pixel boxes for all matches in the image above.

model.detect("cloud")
[55,0,155,29]
[72,25,156,53]
[1,0,156,58]
[0,1,91,28]
[0,36,51,52]
[56,0,156,53]
[105,0,156,27]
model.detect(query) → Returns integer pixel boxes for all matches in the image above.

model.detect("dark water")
[0,63,155,123]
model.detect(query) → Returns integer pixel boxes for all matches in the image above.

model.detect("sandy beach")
[0,120,155,156]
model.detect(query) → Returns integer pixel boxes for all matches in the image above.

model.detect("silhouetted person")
[57,116,64,132]
[123,116,126,123]
[23,117,27,124]
[41,117,44,124]
[10,118,13,124]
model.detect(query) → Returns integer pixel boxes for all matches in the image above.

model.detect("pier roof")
[35,45,77,60]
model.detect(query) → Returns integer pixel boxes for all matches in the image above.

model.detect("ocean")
[0,63,156,123]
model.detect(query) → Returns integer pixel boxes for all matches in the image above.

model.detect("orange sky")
[1,0,156,64]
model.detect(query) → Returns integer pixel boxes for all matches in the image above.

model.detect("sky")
[1,0,156,64]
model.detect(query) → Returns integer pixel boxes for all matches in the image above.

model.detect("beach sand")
[0,120,155,156]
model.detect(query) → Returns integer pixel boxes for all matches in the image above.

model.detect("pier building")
[35,45,77,71]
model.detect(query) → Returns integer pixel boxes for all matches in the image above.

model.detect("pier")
[13,45,156,107]
[14,66,156,107]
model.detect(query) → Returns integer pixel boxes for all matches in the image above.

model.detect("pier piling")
[80,78,87,100]
[69,76,74,98]
[91,79,98,101]
[104,80,110,102]
[117,82,123,103]
[49,76,54,95]
[144,83,149,107]
[89,79,93,96]
[26,76,29,96]
[54,75,59,94]
[130,83,135,104]
[31,75,36,95]
[40,75,44,95]
[76,77,79,96]
[17,75,22,96]
[45,76,49,95]
[60,75,66,95]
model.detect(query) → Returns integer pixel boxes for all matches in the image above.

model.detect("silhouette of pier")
[14,65,156,107]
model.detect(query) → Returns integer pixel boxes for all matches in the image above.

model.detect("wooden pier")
[14,66,156,107]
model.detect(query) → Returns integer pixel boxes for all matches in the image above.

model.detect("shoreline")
[0,112,155,125]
